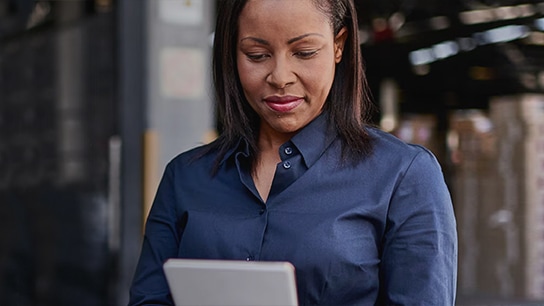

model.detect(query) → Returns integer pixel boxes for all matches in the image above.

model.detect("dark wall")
[0,11,117,305]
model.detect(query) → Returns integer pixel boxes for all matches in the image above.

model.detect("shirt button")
[284,147,293,155]
[282,161,291,169]
[246,256,254,261]
[259,208,266,215]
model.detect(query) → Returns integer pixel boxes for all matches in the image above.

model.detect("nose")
[266,57,296,89]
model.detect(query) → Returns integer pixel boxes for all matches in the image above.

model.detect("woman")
[129,0,458,305]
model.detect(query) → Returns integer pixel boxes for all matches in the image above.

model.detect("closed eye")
[295,50,318,59]
[246,53,270,62]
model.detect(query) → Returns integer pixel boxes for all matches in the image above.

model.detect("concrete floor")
[457,295,544,306]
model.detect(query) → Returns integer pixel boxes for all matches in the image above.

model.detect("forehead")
[238,0,332,36]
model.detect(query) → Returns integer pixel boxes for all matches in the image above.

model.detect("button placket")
[284,147,293,155]
[282,161,291,169]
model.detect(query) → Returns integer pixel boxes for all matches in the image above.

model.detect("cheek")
[237,60,261,96]
[302,63,335,93]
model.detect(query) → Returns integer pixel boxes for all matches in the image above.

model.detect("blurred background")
[0,0,543,305]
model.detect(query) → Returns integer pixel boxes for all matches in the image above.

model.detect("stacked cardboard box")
[489,95,544,300]
[453,95,544,300]
[449,109,496,296]
[392,114,444,163]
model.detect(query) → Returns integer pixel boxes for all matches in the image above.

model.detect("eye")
[246,53,270,62]
[294,50,318,59]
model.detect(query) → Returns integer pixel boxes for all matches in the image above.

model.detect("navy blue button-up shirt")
[129,114,457,305]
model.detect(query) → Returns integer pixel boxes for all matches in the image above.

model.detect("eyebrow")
[240,33,324,45]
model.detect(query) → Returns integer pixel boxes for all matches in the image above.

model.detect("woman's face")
[237,0,346,139]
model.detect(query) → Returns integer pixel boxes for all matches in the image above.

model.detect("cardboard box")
[489,95,544,300]
[449,109,496,296]
[453,95,544,300]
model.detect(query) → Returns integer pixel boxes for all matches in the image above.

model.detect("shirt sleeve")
[129,163,179,306]
[380,148,458,305]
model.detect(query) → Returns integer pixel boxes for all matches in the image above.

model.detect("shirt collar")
[221,111,337,168]
[220,136,250,165]
[290,111,337,168]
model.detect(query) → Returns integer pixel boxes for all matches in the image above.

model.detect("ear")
[334,27,348,64]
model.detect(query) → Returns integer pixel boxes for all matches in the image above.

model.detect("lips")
[263,95,304,113]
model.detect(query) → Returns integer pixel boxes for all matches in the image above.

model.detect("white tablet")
[163,258,298,306]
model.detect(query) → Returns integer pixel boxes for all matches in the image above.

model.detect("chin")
[263,114,306,134]
[274,124,302,135]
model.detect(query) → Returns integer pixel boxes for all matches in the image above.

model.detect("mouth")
[263,95,304,113]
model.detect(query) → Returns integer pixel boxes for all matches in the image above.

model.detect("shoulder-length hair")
[209,0,374,173]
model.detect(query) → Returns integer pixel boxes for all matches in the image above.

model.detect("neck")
[257,125,294,153]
